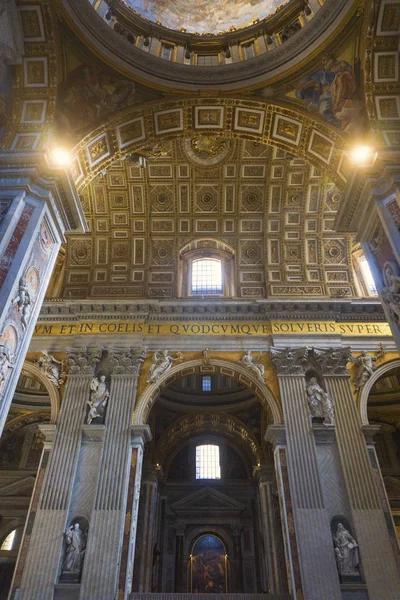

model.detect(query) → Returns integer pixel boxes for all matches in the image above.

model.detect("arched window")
[178,240,235,297]
[1,528,22,552]
[353,245,378,297]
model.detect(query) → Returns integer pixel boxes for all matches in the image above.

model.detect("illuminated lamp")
[348,145,377,168]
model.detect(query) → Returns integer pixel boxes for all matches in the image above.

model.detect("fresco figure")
[294,54,362,134]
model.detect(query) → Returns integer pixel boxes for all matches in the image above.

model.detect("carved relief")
[87,375,110,425]
[36,350,66,388]
[238,351,265,381]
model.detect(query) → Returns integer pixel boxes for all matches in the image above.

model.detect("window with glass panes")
[191,259,222,295]
[195,444,221,479]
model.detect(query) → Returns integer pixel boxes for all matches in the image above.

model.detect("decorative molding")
[270,347,308,375]
[109,347,146,375]
[313,346,352,375]
[66,346,103,375]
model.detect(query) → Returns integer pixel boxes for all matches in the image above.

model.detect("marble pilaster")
[270,348,342,600]
[80,347,148,600]
[134,466,160,592]
[11,348,101,600]
[317,347,400,600]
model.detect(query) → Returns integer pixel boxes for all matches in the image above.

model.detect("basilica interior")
[0,1,400,600]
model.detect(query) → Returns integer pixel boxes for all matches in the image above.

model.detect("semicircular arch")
[71,98,351,192]
[155,412,262,469]
[359,358,400,426]
[134,358,282,425]
[20,361,60,424]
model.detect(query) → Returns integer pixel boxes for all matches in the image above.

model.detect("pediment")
[171,487,245,515]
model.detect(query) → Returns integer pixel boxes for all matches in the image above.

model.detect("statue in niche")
[333,523,360,577]
[146,350,183,384]
[36,349,66,388]
[306,377,335,425]
[350,351,377,391]
[12,276,31,330]
[380,260,400,327]
[238,350,265,381]
[61,522,87,581]
[0,342,15,390]
[86,375,109,424]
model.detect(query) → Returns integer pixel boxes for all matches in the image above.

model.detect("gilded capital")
[313,346,352,375]
[270,347,308,375]
[66,347,103,375]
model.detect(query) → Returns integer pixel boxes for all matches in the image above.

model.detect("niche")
[59,516,89,584]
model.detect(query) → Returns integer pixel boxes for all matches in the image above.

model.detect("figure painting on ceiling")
[292,53,365,135]
[191,535,227,593]
[127,0,286,34]
[57,64,136,138]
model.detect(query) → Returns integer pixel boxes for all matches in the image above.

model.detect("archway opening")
[366,364,400,540]
[132,367,286,594]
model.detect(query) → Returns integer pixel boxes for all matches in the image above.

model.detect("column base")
[54,584,81,600]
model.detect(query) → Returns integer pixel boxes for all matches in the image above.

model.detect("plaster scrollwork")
[270,347,308,375]
[87,375,109,425]
[313,347,352,375]
[146,350,183,384]
[109,347,147,375]
[238,350,265,381]
[36,350,66,388]
[66,347,103,375]
[306,377,335,426]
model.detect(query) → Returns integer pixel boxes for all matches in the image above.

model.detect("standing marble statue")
[306,377,335,425]
[350,351,377,391]
[36,350,65,387]
[333,523,360,576]
[147,350,183,384]
[12,276,32,330]
[86,375,109,424]
[62,523,86,577]
[238,350,265,381]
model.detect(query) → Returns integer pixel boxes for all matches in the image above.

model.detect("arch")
[155,412,262,469]
[71,98,352,192]
[134,358,282,425]
[359,358,400,426]
[20,361,60,424]
[185,527,233,562]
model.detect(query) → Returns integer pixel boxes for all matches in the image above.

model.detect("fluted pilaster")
[270,348,342,600]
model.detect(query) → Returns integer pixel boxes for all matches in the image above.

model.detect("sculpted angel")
[36,349,65,387]
[350,351,377,391]
[238,350,265,381]
[147,350,183,384]
[86,375,109,425]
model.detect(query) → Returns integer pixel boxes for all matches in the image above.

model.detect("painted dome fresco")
[124,0,288,34]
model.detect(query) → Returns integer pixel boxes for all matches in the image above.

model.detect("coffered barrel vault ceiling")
[63,138,354,300]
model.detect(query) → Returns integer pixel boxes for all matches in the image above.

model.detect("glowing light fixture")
[49,147,72,167]
[348,145,376,168]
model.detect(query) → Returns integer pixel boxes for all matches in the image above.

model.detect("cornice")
[59,0,357,92]
[38,299,386,323]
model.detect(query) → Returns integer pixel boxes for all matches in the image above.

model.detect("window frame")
[353,247,378,298]
[195,443,221,480]
[178,246,235,298]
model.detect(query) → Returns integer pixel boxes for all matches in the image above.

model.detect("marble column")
[254,465,285,594]
[135,466,160,592]
[317,347,400,600]
[0,161,84,438]
[269,349,342,600]
[11,347,101,600]
[8,424,57,598]
[80,347,150,600]
[174,523,185,593]
[117,425,151,600]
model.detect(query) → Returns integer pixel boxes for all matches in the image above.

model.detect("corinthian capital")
[270,347,308,375]
[109,347,146,375]
[313,347,352,375]
[66,347,103,375]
